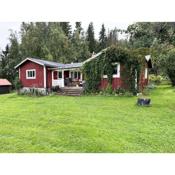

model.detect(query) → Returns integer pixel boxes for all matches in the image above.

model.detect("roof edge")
[83,48,108,65]
[14,58,44,69]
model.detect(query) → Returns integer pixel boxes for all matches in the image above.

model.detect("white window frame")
[53,70,62,80]
[145,68,148,79]
[103,75,108,78]
[103,63,120,78]
[70,71,81,80]
[26,69,36,79]
[58,71,62,79]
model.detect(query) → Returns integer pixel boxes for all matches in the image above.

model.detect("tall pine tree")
[86,22,97,53]
[59,22,72,39]
[75,22,82,35]
[98,24,107,51]
[71,22,90,62]
[0,45,9,79]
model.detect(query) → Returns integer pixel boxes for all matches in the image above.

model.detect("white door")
[52,70,64,87]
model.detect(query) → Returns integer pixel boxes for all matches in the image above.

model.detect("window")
[112,64,118,75]
[78,72,81,79]
[26,69,36,79]
[53,71,62,80]
[112,63,120,78]
[70,71,81,79]
[103,63,120,78]
[71,72,74,79]
[74,72,78,79]
[53,71,58,80]
[58,71,62,79]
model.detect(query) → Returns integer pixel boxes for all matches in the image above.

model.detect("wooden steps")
[58,87,84,96]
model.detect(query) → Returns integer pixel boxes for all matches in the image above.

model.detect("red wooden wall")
[99,65,148,91]
[19,60,44,88]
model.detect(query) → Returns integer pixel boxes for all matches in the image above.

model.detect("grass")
[0,85,175,152]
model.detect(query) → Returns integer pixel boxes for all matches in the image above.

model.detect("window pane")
[112,64,118,74]
[78,72,81,79]
[53,71,58,79]
[58,72,62,79]
[71,72,74,79]
[74,72,77,79]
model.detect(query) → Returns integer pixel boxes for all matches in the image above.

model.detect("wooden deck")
[58,87,84,96]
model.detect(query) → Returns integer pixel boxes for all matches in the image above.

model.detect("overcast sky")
[0,22,131,50]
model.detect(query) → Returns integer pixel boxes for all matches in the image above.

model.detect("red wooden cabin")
[15,51,152,92]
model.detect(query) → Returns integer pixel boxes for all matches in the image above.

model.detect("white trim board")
[15,58,44,69]
[26,69,36,79]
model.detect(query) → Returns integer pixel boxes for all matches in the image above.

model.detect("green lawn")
[0,85,175,152]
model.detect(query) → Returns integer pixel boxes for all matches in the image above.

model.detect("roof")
[15,48,107,70]
[83,48,108,64]
[15,58,64,69]
[63,62,83,69]
[145,55,152,68]
[0,79,12,86]
[15,48,152,70]
[15,57,82,69]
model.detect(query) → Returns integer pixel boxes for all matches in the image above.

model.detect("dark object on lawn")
[137,98,151,106]
[0,79,12,94]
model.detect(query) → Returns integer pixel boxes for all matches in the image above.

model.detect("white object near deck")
[52,70,64,87]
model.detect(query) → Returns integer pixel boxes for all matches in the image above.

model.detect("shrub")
[104,84,113,94]
[123,91,133,97]
[165,49,175,86]
[51,86,60,92]
[149,74,163,85]
[14,77,23,91]
[18,88,46,96]
[114,87,126,95]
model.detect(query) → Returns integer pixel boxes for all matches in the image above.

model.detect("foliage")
[127,22,155,48]
[86,22,97,53]
[127,22,175,77]
[83,57,102,93]
[83,45,147,94]
[102,83,113,95]
[19,88,46,96]
[149,74,163,85]
[98,24,107,51]
[20,22,74,63]
[59,22,72,39]
[14,77,23,90]
[164,49,175,86]
[0,32,21,85]
[107,27,119,46]
[71,22,90,62]
[51,85,60,92]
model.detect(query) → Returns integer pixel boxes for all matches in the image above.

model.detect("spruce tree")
[59,22,72,39]
[71,22,90,62]
[75,22,82,35]
[98,24,107,51]
[86,22,96,53]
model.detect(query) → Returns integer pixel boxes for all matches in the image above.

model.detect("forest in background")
[0,22,175,86]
